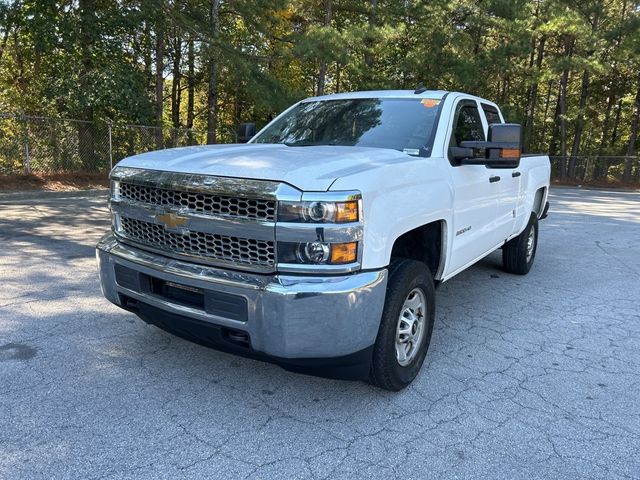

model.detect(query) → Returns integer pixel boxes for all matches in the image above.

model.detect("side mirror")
[237,122,256,143]
[456,123,521,168]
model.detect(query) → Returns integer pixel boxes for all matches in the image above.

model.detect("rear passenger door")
[446,99,501,275]
[480,103,521,240]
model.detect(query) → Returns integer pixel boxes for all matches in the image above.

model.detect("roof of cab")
[301,89,449,102]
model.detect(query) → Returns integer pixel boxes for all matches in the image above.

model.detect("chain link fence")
[0,114,108,174]
[1,114,639,186]
[0,114,233,175]
[549,156,640,185]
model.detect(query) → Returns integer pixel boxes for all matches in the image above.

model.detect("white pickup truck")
[97,90,550,390]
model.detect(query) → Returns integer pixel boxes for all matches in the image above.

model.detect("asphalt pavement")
[0,187,639,479]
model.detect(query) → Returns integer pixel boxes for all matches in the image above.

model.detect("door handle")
[489,176,501,183]
[512,171,521,178]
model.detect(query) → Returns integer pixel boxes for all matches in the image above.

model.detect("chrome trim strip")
[300,190,362,202]
[111,166,302,201]
[275,222,363,243]
[276,262,362,274]
[111,198,275,241]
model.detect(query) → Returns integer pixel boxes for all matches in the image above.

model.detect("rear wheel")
[502,213,539,275]
[369,259,435,391]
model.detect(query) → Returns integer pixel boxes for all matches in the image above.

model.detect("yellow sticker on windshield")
[421,98,440,108]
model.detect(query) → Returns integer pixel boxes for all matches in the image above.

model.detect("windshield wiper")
[283,141,319,147]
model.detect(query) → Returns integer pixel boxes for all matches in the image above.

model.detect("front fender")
[330,156,454,271]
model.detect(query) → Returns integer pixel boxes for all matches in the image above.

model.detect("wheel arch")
[532,187,547,217]
[389,220,447,280]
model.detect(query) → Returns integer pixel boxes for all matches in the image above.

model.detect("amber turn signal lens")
[500,148,520,158]
[335,201,359,223]
[330,242,358,264]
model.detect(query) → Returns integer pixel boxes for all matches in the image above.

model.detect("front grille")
[119,182,276,221]
[119,217,275,267]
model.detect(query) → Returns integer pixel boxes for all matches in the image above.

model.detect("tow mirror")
[455,123,521,168]
[237,122,256,143]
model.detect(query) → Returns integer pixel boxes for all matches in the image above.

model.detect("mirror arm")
[460,157,490,165]
[449,146,474,161]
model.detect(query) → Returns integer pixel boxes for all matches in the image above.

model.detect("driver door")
[481,103,521,241]
[446,99,502,275]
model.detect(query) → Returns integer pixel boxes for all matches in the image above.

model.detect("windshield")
[252,98,443,156]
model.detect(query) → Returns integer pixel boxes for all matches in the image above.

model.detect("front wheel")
[502,213,539,275]
[369,259,435,391]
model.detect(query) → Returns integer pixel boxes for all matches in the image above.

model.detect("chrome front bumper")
[96,233,387,359]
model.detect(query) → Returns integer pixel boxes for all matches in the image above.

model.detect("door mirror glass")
[489,123,520,146]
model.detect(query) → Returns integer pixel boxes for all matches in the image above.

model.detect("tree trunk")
[473,24,482,55]
[171,34,182,130]
[316,0,332,96]
[155,5,164,150]
[143,20,153,90]
[0,19,10,64]
[610,99,623,149]
[568,70,589,179]
[363,0,378,71]
[603,100,624,180]
[549,82,561,156]
[186,34,195,145]
[539,80,553,153]
[624,74,640,183]
[551,38,574,179]
[598,93,615,155]
[559,42,573,161]
[206,0,221,145]
[522,0,540,138]
[524,36,545,152]
[568,12,599,179]
[233,93,242,131]
[595,91,615,180]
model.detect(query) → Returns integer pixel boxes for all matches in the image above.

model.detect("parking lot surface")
[1,187,639,479]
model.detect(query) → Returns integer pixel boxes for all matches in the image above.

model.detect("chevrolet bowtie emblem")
[156,212,189,230]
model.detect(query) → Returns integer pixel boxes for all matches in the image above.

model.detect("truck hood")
[117,143,411,191]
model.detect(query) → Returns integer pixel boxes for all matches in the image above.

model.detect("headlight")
[278,241,358,265]
[276,192,362,271]
[298,241,330,263]
[110,179,120,200]
[278,200,359,223]
[305,202,336,222]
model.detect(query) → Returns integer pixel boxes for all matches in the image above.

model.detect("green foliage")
[0,0,639,164]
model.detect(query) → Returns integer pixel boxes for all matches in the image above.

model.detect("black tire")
[369,259,435,391]
[502,213,539,275]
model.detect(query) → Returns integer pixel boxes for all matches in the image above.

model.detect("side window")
[482,104,502,125]
[449,102,485,148]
